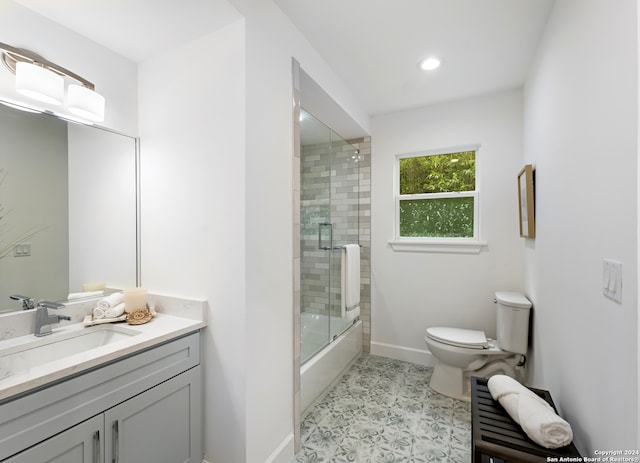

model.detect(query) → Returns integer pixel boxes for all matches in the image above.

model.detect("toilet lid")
[426,327,489,349]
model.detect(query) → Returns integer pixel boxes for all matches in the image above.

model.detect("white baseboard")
[264,432,295,463]
[370,341,437,367]
[201,432,294,463]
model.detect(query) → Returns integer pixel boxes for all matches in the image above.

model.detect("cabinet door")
[104,367,201,463]
[3,415,103,463]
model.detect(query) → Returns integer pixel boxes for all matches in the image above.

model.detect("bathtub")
[300,313,362,415]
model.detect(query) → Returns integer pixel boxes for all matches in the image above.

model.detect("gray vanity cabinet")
[0,332,202,463]
[104,367,200,463]
[3,415,103,463]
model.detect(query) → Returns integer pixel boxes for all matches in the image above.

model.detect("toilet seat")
[426,327,489,350]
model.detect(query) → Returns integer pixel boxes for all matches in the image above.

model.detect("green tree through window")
[398,150,477,238]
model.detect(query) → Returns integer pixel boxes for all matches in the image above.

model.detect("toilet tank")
[495,291,532,354]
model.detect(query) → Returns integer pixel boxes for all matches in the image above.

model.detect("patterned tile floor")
[293,354,471,463]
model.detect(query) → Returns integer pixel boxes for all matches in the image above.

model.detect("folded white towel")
[68,290,104,300]
[487,375,573,449]
[97,292,124,310]
[341,244,361,321]
[104,302,125,319]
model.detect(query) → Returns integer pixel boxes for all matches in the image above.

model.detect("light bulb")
[419,57,441,71]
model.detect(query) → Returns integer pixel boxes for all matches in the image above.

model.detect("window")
[391,145,484,253]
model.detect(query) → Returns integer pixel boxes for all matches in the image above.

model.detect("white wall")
[0,1,138,135]
[137,1,369,460]
[370,90,524,364]
[227,2,369,461]
[138,20,247,463]
[524,0,638,453]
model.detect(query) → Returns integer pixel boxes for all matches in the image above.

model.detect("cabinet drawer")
[0,332,200,461]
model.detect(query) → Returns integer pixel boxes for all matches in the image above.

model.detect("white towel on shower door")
[341,244,360,321]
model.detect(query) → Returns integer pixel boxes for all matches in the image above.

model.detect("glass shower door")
[299,108,360,364]
[300,109,332,363]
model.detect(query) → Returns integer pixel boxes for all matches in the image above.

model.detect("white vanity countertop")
[0,311,206,402]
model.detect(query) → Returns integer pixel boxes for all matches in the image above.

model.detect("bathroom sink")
[0,325,141,379]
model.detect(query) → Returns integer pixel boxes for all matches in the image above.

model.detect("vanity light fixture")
[15,61,64,105]
[66,84,105,121]
[0,42,105,122]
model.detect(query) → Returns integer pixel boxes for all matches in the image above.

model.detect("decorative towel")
[93,301,126,320]
[97,292,124,310]
[487,375,573,449]
[341,244,361,321]
[93,306,106,319]
[104,302,125,319]
[67,290,104,300]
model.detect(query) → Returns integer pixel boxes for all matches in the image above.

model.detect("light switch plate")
[603,258,622,303]
[13,243,31,257]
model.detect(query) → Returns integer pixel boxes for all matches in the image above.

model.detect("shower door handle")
[318,222,333,250]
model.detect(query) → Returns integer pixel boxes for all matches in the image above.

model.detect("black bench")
[471,376,582,463]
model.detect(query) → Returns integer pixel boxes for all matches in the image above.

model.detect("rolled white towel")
[93,306,106,319]
[517,393,574,449]
[487,375,573,449]
[97,292,124,310]
[104,302,125,319]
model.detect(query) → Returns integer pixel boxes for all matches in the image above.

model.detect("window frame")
[390,144,487,254]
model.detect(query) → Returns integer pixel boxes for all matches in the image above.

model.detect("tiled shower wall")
[300,139,333,317]
[300,139,358,318]
[299,136,371,351]
[353,136,371,353]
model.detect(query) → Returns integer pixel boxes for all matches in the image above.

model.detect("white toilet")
[424,291,532,401]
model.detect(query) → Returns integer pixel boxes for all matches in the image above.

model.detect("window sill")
[387,239,487,254]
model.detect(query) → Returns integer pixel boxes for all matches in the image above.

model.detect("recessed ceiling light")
[419,57,441,71]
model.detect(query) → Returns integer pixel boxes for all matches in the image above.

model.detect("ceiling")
[12,0,555,116]
[275,0,555,115]
[12,0,242,62]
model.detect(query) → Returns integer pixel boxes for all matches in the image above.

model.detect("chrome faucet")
[10,294,35,310]
[34,301,71,337]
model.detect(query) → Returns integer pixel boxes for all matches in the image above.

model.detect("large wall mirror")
[0,101,139,313]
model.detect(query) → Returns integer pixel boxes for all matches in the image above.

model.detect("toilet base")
[429,358,519,401]
[430,362,471,401]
